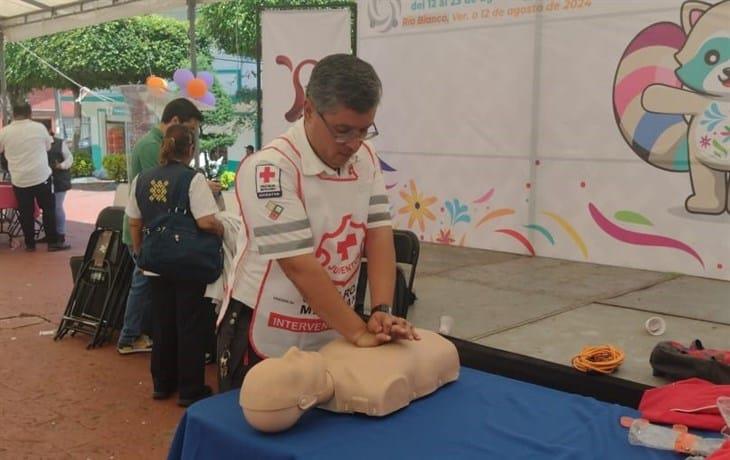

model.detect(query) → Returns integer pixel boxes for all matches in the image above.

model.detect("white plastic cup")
[644,316,667,336]
[439,315,454,335]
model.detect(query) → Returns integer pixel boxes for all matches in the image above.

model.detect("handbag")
[137,169,223,284]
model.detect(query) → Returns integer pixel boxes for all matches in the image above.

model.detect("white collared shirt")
[0,119,53,188]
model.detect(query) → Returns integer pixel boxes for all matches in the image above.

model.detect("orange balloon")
[187,78,207,99]
[146,76,167,91]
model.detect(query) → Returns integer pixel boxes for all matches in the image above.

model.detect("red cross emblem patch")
[315,214,366,286]
[255,164,282,199]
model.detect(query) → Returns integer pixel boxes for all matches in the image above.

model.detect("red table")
[0,182,18,208]
[0,182,42,246]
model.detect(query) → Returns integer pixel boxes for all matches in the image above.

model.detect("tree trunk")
[72,87,82,151]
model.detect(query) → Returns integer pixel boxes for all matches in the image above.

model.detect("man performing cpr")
[219,54,418,390]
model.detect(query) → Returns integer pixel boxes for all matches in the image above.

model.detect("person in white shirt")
[218,54,418,391]
[0,103,70,252]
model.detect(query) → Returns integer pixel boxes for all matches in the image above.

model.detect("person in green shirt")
[118,98,213,354]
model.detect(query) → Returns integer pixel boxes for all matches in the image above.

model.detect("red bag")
[639,378,730,431]
[708,441,730,460]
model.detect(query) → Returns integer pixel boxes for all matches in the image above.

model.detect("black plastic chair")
[393,229,420,306]
[57,206,132,348]
[354,229,420,319]
[70,206,125,282]
[95,206,125,231]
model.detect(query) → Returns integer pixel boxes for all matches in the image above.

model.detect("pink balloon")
[173,69,194,88]
[200,92,216,107]
[198,71,214,87]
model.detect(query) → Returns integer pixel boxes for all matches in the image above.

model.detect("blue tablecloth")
[169,367,679,460]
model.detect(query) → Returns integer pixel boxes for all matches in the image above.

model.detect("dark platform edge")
[449,336,651,409]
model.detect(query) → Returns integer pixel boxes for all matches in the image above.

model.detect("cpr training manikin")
[240,329,460,432]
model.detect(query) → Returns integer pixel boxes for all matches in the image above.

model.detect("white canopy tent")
[0,0,222,122]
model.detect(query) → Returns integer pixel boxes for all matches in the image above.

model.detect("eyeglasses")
[317,110,378,144]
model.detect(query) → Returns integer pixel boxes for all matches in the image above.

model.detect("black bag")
[393,267,410,318]
[137,170,223,284]
[650,340,730,384]
[216,300,261,392]
[48,138,72,192]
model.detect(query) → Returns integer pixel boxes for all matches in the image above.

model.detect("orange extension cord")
[571,345,625,374]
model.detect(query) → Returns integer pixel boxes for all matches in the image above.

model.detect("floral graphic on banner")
[392,180,710,270]
[588,203,704,268]
[444,199,471,226]
[435,228,455,245]
[436,198,472,245]
[398,180,437,232]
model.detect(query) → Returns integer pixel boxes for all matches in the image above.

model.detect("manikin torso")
[318,328,460,416]
[240,329,460,432]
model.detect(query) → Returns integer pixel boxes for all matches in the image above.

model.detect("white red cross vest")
[246,136,380,358]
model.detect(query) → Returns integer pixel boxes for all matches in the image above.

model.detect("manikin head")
[240,347,334,432]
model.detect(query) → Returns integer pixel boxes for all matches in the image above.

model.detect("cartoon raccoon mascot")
[613,0,730,214]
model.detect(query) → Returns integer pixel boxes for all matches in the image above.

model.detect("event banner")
[358,0,730,281]
[363,0,675,35]
[260,8,352,145]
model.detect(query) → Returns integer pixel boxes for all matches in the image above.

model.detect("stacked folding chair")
[55,206,134,348]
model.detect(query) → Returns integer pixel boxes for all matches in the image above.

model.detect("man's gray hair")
[306,54,382,113]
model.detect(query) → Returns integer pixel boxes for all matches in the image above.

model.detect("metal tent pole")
[187,0,200,169]
[187,0,197,74]
[0,31,7,126]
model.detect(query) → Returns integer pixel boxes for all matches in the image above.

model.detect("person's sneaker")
[178,385,213,408]
[48,242,71,252]
[117,334,153,355]
[153,389,175,400]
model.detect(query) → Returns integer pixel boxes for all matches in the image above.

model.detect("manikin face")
[302,99,377,170]
[242,347,329,412]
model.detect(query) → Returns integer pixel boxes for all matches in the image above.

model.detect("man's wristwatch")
[371,304,392,315]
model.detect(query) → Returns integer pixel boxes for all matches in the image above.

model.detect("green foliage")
[200,80,238,158]
[234,86,258,131]
[235,86,257,102]
[200,133,238,155]
[204,81,235,126]
[219,170,236,191]
[199,0,355,59]
[102,153,128,182]
[70,151,94,178]
[5,16,208,95]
